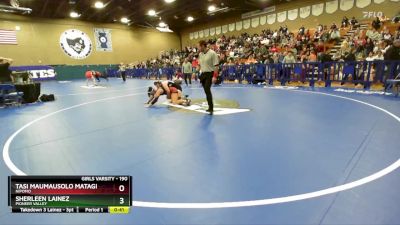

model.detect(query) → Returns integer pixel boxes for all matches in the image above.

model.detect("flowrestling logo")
[164,99,251,115]
[60,29,92,59]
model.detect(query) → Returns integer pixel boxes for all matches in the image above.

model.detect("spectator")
[384,39,400,61]
[342,16,349,28]
[366,52,375,61]
[283,51,296,63]
[330,28,341,44]
[0,57,13,83]
[374,50,384,60]
[350,17,359,29]
[367,28,382,42]
[365,38,375,56]
[182,58,192,86]
[372,17,382,30]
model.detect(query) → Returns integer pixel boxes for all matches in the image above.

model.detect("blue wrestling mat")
[1,78,400,224]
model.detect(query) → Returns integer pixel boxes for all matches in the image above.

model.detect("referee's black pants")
[121,71,126,82]
[200,72,213,111]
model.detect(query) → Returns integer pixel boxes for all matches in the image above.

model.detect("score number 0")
[119,184,125,205]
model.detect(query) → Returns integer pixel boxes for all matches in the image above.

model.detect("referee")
[198,40,219,115]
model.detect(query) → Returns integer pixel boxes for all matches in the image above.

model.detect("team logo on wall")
[94,28,113,52]
[60,29,92,59]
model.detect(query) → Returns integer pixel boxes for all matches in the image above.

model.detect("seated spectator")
[392,14,400,23]
[315,41,325,53]
[366,52,375,61]
[308,50,318,62]
[298,25,305,36]
[330,23,337,31]
[374,50,384,60]
[381,27,393,41]
[330,28,341,43]
[321,30,330,42]
[366,28,382,42]
[341,39,351,53]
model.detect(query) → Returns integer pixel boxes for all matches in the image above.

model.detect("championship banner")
[356,0,371,8]
[277,11,287,22]
[216,26,222,35]
[199,30,204,38]
[229,23,235,32]
[312,3,324,16]
[288,9,298,20]
[267,14,276,24]
[243,19,251,29]
[300,6,311,18]
[210,27,216,36]
[340,0,354,11]
[251,17,260,28]
[373,0,385,3]
[94,28,112,52]
[326,0,338,14]
[204,29,209,37]
[222,25,228,33]
[236,21,243,31]
[194,31,198,39]
[189,33,194,40]
[260,16,267,25]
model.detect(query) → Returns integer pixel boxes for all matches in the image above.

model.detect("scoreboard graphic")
[8,176,132,214]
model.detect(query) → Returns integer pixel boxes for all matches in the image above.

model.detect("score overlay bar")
[8,176,132,214]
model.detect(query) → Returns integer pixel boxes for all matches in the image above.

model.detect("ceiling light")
[70,12,80,18]
[187,16,194,22]
[164,0,175,3]
[148,9,156,16]
[94,1,105,9]
[159,22,167,27]
[208,5,216,12]
[121,17,130,24]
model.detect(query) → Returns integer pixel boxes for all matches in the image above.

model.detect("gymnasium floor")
[1,78,400,224]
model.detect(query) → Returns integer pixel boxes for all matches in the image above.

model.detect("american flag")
[0,29,18,45]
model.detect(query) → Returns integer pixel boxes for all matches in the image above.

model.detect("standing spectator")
[372,17,382,30]
[341,16,349,28]
[330,28,341,44]
[198,40,219,115]
[341,49,357,85]
[350,17,359,29]
[0,57,13,83]
[119,62,127,82]
[191,57,199,81]
[365,38,375,56]
[182,58,192,86]
[384,39,400,80]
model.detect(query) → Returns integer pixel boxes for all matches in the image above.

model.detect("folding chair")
[385,73,400,97]
[0,84,24,107]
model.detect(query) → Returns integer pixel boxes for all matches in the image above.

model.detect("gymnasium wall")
[180,0,400,48]
[0,14,181,66]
